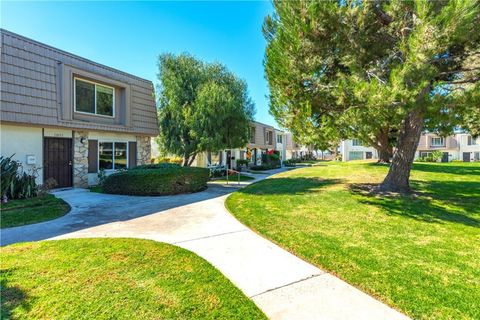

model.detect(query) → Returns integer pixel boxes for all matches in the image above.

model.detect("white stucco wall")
[341,140,378,161]
[0,124,43,184]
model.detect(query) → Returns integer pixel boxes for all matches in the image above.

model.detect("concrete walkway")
[1,169,409,320]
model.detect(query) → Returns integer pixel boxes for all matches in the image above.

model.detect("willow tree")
[157,53,255,166]
[264,0,480,192]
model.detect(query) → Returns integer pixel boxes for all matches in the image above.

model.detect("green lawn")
[226,161,480,320]
[0,194,70,229]
[1,238,266,320]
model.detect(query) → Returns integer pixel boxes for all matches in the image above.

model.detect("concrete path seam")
[249,273,325,299]
[172,229,248,244]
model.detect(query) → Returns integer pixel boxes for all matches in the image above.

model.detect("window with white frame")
[75,78,115,117]
[352,139,362,146]
[98,142,127,171]
[431,137,444,147]
[277,134,283,144]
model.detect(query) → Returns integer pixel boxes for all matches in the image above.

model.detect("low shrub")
[103,166,209,196]
[284,159,297,167]
[249,164,279,171]
[1,155,39,202]
[236,159,249,166]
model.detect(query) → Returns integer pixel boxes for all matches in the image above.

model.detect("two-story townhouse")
[416,132,480,162]
[193,121,278,169]
[457,133,480,162]
[274,129,286,163]
[341,139,378,161]
[0,30,158,187]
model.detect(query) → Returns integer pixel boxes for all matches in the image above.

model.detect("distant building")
[416,133,480,162]
[341,139,378,161]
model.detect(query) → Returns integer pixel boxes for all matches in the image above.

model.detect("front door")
[44,137,73,188]
[226,150,232,169]
[463,152,471,162]
[441,152,449,162]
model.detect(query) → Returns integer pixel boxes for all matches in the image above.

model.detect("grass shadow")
[349,181,480,228]
[237,177,343,196]
[1,270,29,319]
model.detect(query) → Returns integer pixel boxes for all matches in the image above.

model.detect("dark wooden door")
[463,152,471,162]
[441,152,449,162]
[44,138,73,188]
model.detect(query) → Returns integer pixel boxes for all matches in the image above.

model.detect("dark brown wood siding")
[88,139,98,173]
[128,141,137,168]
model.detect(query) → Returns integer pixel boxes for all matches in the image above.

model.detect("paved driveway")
[1,169,409,320]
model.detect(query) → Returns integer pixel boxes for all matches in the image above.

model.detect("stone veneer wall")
[136,136,151,165]
[73,131,89,188]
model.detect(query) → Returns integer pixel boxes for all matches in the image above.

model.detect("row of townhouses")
[0,30,307,188]
[2,30,475,191]
[341,133,480,162]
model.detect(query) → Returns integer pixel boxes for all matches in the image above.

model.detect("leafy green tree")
[157,54,255,166]
[264,0,480,192]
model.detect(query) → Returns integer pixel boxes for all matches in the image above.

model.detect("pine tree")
[264,0,480,192]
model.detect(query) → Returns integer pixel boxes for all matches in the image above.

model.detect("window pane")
[96,85,114,116]
[99,142,113,170]
[114,143,127,169]
[75,80,95,113]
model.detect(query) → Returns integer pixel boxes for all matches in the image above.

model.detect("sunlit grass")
[226,161,480,319]
[1,239,266,319]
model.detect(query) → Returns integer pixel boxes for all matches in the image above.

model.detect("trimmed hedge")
[133,163,181,170]
[103,166,209,196]
[249,164,280,171]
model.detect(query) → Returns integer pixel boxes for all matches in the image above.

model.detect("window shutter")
[128,142,137,168]
[468,136,472,145]
[88,140,98,173]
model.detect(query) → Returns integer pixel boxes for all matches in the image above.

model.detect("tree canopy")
[157,53,255,166]
[264,0,480,191]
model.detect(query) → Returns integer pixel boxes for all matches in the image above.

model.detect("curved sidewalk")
[2,169,409,320]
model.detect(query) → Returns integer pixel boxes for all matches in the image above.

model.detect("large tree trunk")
[377,146,393,163]
[378,109,424,193]
[374,127,393,163]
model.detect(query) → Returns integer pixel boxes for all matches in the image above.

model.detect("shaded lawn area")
[226,161,480,320]
[1,238,266,320]
[0,194,70,229]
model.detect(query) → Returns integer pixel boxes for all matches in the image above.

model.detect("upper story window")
[75,78,115,117]
[250,127,256,143]
[277,134,283,144]
[352,139,362,146]
[468,136,479,145]
[266,131,273,145]
[431,137,444,147]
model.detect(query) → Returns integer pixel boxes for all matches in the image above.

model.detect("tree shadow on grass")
[349,180,480,228]
[237,177,344,196]
[1,270,29,319]
[412,163,480,176]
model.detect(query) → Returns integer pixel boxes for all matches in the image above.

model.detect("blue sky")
[1,1,278,127]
